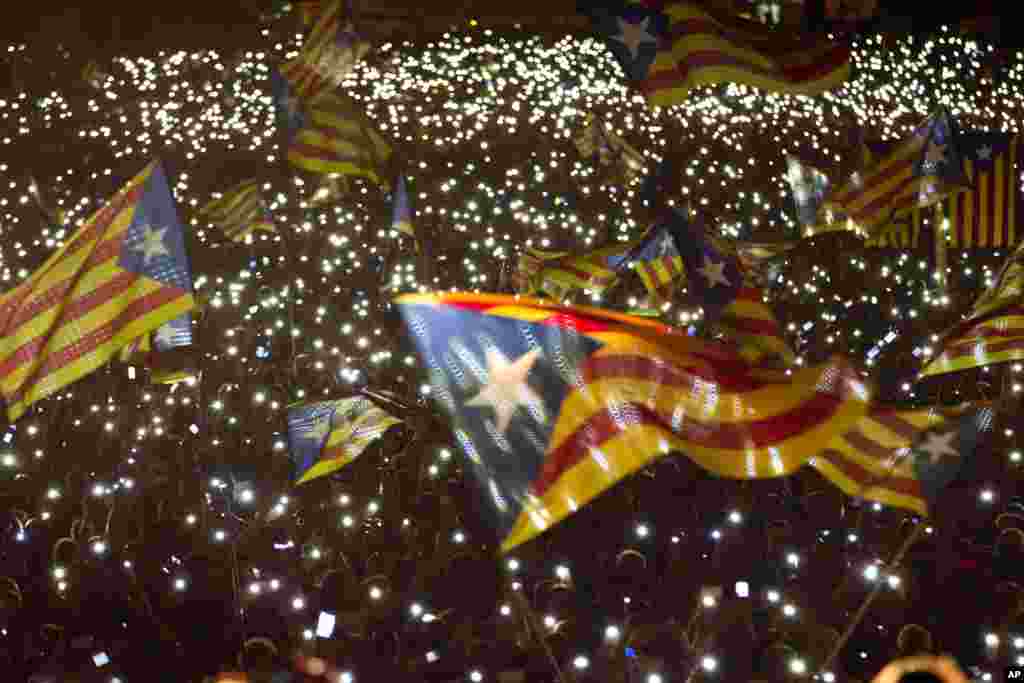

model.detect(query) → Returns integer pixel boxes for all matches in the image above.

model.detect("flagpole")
[512,590,570,683]
[820,521,925,674]
[933,202,948,293]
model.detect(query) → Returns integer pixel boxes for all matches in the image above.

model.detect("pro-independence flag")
[716,284,795,366]
[398,292,870,551]
[287,93,392,186]
[941,132,1020,249]
[919,238,1024,378]
[197,180,276,243]
[863,207,926,249]
[517,242,637,300]
[580,1,850,108]
[617,223,685,304]
[392,175,415,240]
[811,404,993,516]
[0,161,195,421]
[280,0,369,105]
[827,108,969,237]
[288,397,402,485]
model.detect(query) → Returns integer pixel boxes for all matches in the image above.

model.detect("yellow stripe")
[3,275,163,395]
[1,216,134,364]
[7,295,194,421]
[646,62,849,106]
[994,151,1006,247]
[979,160,991,248]
[963,158,975,247]
[920,338,1024,378]
[502,395,866,552]
[810,458,927,516]
[663,34,777,73]
[295,452,357,485]
[1010,140,1017,246]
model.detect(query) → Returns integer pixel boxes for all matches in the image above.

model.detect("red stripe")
[7,288,188,406]
[535,390,849,496]
[4,239,124,334]
[943,336,1024,361]
[816,449,923,497]
[720,313,783,338]
[0,270,139,378]
[581,354,771,393]
[0,187,139,332]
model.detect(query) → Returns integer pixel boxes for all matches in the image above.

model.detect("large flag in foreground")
[0,161,195,421]
[919,238,1024,378]
[581,1,850,108]
[811,404,993,516]
[398,292,870,551]
[288,397,402,485]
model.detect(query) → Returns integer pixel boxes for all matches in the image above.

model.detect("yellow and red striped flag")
[941,132,1020,249]
[582,1,850,108]
[811,404,993,516]
[197,180,276,243]
[398,292,871,551]
[919,237,1024,379]
[287,93,392,186]
[0,161,195,421]
[515,242,638,300]
[827,109,969,237]
[280,0,369,105]
[716,283,795,367]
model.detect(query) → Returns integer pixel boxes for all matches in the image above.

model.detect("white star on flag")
[135,225,170,264]
[977,146,992,161]
[697,255,731,289]
[466,347,544,434]
[611,17,657,60]
[155,324,178,348]
[919,430,958,465]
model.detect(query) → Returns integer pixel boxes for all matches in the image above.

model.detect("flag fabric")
[733,240,795,287]
[0,161,195,421]
[271,69,307,138]
[581,1,850,108]
[919,238,1024,378]
[287,93,392,186]
[618,223,686,304]
[397,292,871,551]
[940,132,1020,249]
[826,108,969,237]
[392,175,416,242]
[279,0,369,105]
[287,397,402,485]
[785,155,831,231]
[82,61,107,89]
[574,114,646,182]
[811,404,993,516]
[516,242,637,300]
[197,180,276,243]
[716,284,796,366]
[863,207,926,249]
[824,0,879,21]
[118,312,197,384]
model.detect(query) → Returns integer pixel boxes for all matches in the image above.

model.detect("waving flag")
[516,242,637,300]
[919,238,1024,378]
[660,208,743,322]
[581,1,850,108]
[617,223,685,304]
[398,293,870,551]
[287,93,392,186]
[827,108,969,237]
[197,180,276,243]
[941,132,1020,249]
[0,161,195,421]
[280,0,369,105]
[811,404,993,516]
[288,397,402,485]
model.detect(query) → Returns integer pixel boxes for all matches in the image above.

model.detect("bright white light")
[789,658,806,675]
[863,565,879,581]
[605,624,621,642]
[573,655,589,670]
[701,655,717,672]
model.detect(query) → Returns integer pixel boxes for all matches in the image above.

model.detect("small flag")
[391,175,417,248]
[940,132,1020,249]
[581,1,851,108]
[827,108,969,237]
[398,292,870,551]
[811,404,993,516]
[197,180,276,243]
[784,155,832,233]
[288,397,401,485]
[0,161,195,421]
[617,223,685,304]
[716,284,796,367]
[280,0,369,105]
[287,93,392,187]
[919,238,1024,378]
[518,242,636,300]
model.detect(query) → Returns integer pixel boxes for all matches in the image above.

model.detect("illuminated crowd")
[0,7,1022,682]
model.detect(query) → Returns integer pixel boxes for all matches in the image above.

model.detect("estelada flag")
[398,292,870,551]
